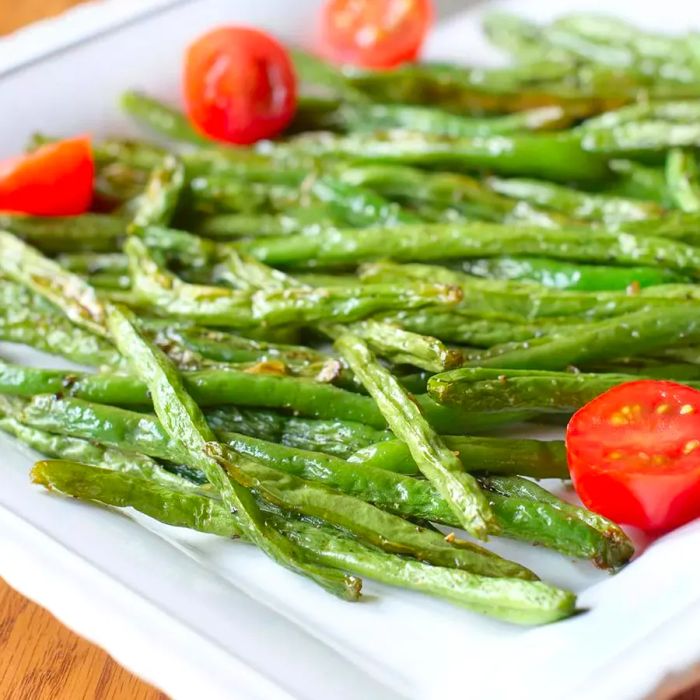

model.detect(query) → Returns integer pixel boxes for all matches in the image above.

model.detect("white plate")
[2,1,700,699]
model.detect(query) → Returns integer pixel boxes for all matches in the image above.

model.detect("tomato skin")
[0,137,93,216]
[566,380,700,533]
[319,0,433,69]
[183,27,297,145]
[571,466,700,533]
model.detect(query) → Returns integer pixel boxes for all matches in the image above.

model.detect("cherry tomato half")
[0,137,93,216]
[567,380,700,533]
[319,0,433,69]
[183,26,297,145]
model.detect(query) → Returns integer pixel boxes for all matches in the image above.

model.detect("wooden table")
[1,2,700,699]
[0,580,166,699]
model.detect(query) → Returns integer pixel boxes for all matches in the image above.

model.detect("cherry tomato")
[0,137,93,216]
[319,0,433,69]
[566,380,700,533]
[183,26,297,145]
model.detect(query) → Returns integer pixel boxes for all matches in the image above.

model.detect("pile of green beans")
[12,10,700,625]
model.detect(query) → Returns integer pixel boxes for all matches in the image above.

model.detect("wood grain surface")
[0,579,167,700]
[0,0,92,35]
[0,2,700,700]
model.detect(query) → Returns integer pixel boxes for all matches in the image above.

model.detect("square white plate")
[2,2,700,699]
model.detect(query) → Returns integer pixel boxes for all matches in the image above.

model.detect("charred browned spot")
[244,360,288,376]
[61,375,78,390]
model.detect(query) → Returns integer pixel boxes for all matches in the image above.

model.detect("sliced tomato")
[0,137,93,216]
[183,26,297,145]
[319,0,433,68]
[566,380,700,533]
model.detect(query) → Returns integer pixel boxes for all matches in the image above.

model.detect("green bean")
[32,460,576,623]
[121,90,212,145]
[581,100,700,132]
[377,309,558,346]
[138,224,216,267]
[429,367,700,413]
[198,440,541,578]
[648,345,700,366]
[310,176,421,226]
[215,247,297,291]
[204,406,393,458]
[348,435,568,480]
[301,100,572,137]
[288,130,609,182]
[545,15,700,86]
[1,413,195,492]
[182,146,317,180]
[0,214,125,253]
[57,253,129,275]
[482,12,574,64]
[607,211,700,246]
[324,320,462,373]
[194,210,337,239]
[457,256,685,291]
[581,120,700,154]
[187,175,303,215]
[241,221,700,277]
[130,156,185,228]
[217,435,625,566]
[91,137,168,170]
[276,516,575,623]
[0,232,107,335]
[336,333,496,539]
[20,394,187,463]
[666,149,700,213]
[128,236,462,328]
[223,430,626,565]
[294,272,361,287]
[291,49,369,103]
[363,262,696,322]
[105,303,362,600]
[83,272,130,291]
[480,474,632,563]
[589,359,700,380]
[151,323,332,367]
[0,359,529,433]
[337,164,568,227]
[188,170,419,230]
[0,282,120,366]
[605,159,671,205]
[33,459,238,535]
[346,61,627,118]
[212,242,457,374]
[468,305,700,370]
[486,176,663,224]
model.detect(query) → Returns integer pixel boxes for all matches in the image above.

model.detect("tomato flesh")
[319,0,433,68]
[566,380,700,532]
[0,137,93,216]
[183,26,297,145]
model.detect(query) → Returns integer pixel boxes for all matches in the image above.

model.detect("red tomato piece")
[566,380,700,533]
[319,0,433,68]
[0,137,93,216]
[183,26,297,145]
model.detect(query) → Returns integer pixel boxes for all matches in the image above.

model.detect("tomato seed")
[683,440,700,454]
